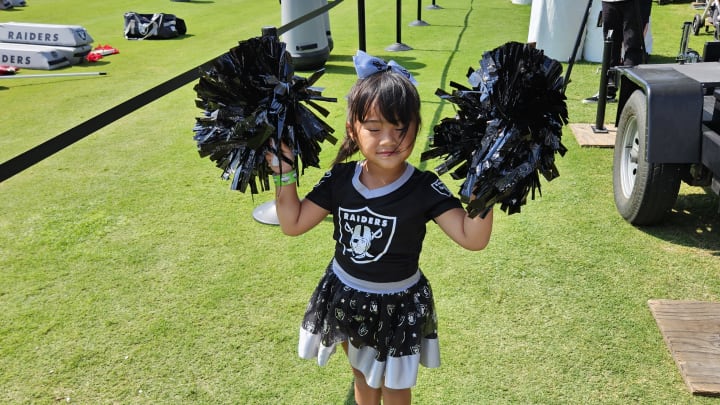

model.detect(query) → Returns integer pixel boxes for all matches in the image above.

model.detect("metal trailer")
[612,61,720,225]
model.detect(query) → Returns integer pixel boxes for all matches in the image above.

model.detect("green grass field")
[1,0,719,403]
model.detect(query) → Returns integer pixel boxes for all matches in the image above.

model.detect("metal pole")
[592,32,613,134]
[396,0,402,42]
[358,0,366,51]
[427,0,442,10]
[386,0,411,51]
[0,72,107,80]
[410,0,429,26]
[677,21,692,63]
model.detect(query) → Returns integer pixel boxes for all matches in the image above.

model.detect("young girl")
[267,51,493,405]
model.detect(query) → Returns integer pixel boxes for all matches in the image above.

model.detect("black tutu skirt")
[298,260,440,389]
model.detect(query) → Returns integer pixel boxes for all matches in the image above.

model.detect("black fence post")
[358,0,366,51]
[410,0,429,26]
[592,32,613,134]
[427,0,442,9]
[386,0,412,51]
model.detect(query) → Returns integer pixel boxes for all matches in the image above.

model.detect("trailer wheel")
[613,90,681,225]
[693,14,702,35]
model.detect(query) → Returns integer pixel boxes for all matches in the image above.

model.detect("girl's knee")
[382,386,410,395]
[380,386,411,405]
[351,368,382,405]
[350,367,366,381]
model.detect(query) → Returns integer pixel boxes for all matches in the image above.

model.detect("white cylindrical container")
[583,0,604,62]
[280,0,330,71]
[528,0,587,62]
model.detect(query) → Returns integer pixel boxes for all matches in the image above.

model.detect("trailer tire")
[613,90,681,225]
[693,14,702,35]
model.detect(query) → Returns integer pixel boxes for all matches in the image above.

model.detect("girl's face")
[347,104,417,172]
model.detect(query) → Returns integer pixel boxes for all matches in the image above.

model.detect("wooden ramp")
[648,299,720,396]
[569,123,616,148]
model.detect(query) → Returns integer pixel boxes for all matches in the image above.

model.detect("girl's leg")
[380,386,411,405]
[341,342,412,405]
[351,367,382,405]
[342,342,382,405]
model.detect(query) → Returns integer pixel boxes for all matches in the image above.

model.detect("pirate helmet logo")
[407,312,417,325]
[75,28,88,41]
[431,178,453,197]
[339,207,397,264]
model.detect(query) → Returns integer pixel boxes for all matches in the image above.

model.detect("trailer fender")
[616,67,703,164]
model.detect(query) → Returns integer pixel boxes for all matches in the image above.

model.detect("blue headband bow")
[352,50,418,85]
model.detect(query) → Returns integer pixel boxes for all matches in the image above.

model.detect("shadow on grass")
[321,54,428,77]
[638,189,720,256]
[344,378,355,405]
[300,62,355,76]
[327,53,353,62]
[416,0,476,171]
[647,54,680,64]
[571,54,688,66]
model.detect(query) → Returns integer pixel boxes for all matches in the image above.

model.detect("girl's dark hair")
[331,70,421,166]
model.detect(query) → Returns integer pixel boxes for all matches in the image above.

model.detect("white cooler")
[582,0,604,62]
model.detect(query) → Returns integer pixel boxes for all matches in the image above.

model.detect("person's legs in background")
[640,0,652,36]
[619,0,644,66]
[583,1,621,103]
[583,0,644,104]
[639,0,653,61]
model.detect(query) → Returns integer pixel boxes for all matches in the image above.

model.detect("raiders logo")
[431,179,453,197]
[313,170,332,189]
[338,206,397,264]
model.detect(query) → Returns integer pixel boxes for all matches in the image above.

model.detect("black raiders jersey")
[305,161,462,283]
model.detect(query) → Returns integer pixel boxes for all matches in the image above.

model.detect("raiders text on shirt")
[342,211,389,227]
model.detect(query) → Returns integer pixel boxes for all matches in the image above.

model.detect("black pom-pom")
[192,34,337,193]
[421,42,568,217]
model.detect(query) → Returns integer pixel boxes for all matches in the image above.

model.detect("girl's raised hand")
[265,139,330,236]
[265,140,295,174]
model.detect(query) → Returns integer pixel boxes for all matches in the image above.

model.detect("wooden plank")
[648,299,720,396]
[569,123,616,148]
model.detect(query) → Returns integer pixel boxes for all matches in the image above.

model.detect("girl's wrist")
[271,166,294,175]
[272,170,297,187]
